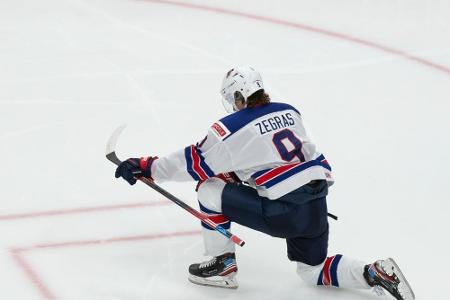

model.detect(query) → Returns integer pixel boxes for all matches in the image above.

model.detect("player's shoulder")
[210,102,300,140]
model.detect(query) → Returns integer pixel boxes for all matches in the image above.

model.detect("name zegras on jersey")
[254,112,295,135]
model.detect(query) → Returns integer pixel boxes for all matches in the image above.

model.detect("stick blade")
[106,151,122,165]
[106,124,127,165]
[106,125,127,155]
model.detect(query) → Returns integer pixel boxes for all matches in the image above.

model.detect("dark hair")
[246,89,271,108]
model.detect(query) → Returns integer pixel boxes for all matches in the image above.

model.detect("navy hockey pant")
[222,180,329,266]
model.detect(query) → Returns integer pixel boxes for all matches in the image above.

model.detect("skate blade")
[188,273,238,289]
[383,258,415,300]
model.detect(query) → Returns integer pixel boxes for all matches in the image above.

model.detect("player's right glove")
[115,157,157,185]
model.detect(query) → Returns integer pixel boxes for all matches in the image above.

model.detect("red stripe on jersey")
[322,256,334,286]
[255,162,300,186]
[190,146,208,180]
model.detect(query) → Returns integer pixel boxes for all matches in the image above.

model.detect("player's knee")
[197,177,226,213]
[296,261,323,285]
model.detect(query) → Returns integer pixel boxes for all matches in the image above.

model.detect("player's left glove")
[115,157,157,185]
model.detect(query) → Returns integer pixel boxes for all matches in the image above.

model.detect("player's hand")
[115,157,156,185]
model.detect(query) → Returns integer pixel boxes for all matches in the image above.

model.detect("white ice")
[1,0,449,299]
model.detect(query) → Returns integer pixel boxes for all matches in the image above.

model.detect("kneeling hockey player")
[115,66,414,300]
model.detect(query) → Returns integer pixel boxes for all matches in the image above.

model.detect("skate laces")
[199,257,217,269]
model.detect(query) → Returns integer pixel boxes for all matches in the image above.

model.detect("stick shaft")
[107,152,245,247]
[140,178,245,246]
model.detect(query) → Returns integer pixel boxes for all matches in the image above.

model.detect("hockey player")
[114,67,415,299]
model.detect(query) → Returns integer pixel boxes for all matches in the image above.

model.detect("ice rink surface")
[1,0,450,299]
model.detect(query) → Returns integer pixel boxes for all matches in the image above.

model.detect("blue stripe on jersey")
[184,146,215,180]
[316,154,332,171]
[251,155,331,188]
[262,160,324,188]
[220,102,301,140]
[251,155,330,180]
[330,254,342,287]
[184,146,200,181]
[196,148,215,177]
[252,168,270,179]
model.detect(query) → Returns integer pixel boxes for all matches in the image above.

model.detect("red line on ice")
[10,230,201,300]
[18,230,202,251]
[144,0,450,75]
[0,200,171,221]
[10,249,58,300]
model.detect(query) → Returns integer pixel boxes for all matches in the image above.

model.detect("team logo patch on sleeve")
[211,121,230,140]
[212,123,226,136]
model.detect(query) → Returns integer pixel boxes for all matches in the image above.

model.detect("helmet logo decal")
[226,69,234,78]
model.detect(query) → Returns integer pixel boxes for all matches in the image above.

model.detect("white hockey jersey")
[151,102,333,200]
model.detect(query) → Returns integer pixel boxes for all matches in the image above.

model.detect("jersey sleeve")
[151,123,234,183]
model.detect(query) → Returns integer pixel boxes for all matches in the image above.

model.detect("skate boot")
[188,252,238,289]
[364,258,415,300]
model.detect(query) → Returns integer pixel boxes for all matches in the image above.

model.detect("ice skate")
[364,258,415,300]
[188,252,238,289]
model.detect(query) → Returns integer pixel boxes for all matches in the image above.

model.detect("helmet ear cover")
[234,91,245,103]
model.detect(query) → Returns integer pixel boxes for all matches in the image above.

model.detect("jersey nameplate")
[254,112,295,135]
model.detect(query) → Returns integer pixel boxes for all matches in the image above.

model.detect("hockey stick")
[106,125,245,247]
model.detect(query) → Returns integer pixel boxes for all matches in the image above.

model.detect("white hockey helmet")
[220,66,264,113]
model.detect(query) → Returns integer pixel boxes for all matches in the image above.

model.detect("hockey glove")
[115,157,157,185]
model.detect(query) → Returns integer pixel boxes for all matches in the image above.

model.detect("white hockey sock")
[297,255,371,289]
[197,178,235,257]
